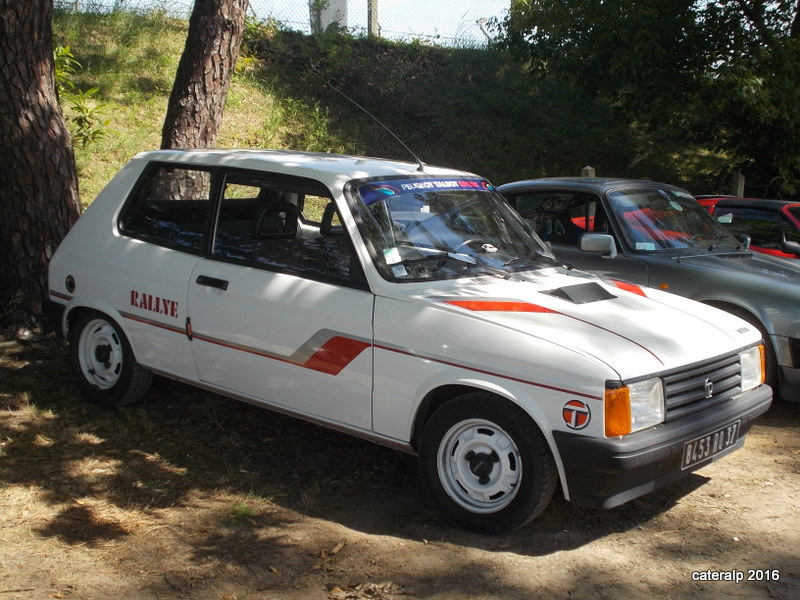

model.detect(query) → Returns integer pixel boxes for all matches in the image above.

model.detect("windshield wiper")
[399,252,510,279]
[397,243,477,265]
[504,251,559,267]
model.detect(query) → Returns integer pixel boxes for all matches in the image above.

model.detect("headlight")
[605,377,665,437]
[740,344,765,393]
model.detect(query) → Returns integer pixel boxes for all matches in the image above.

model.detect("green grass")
[53,9,730,207]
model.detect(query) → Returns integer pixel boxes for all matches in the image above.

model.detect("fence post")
[731,172,745,197]
[581,165,596,177]
[368,0,379,37]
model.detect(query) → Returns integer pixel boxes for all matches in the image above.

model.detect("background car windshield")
[609,188,738,251]
[352,178,553,281]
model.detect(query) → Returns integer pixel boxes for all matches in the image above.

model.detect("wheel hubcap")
[78,319,123,390]
[466,450,499,484]
[437,419,522,513]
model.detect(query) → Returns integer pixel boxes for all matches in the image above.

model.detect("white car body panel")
[187,260,374,429]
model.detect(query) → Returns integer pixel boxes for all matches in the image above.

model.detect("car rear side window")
[119,164,213,253]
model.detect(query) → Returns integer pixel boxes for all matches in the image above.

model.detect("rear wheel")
[69,310,153,407]
[418,392,557,533]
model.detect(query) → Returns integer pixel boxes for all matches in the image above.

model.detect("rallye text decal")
[130,290,179,318]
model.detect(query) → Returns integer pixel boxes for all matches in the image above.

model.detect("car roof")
[695,195,800,210]
[497,177,689,195]
[131,149,476,186]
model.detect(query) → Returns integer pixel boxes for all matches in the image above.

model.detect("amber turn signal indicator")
[605,386,631,437]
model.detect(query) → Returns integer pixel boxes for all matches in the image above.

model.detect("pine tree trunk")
[161,0,250,149]
[0,0,81,332]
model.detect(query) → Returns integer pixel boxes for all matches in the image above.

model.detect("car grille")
[662,351,742,421]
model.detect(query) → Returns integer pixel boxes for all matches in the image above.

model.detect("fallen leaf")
[330,541,345,555]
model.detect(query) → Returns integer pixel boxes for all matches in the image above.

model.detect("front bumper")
[553,385,773,508]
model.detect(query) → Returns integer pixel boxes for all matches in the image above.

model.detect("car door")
[186,170,374,430]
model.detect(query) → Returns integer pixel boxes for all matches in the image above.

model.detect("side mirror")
[736,234,751,250]
[782,240,800,256]
[580,233,618,259]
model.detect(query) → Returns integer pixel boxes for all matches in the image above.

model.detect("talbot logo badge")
[704,378,714,399]
[562,400,591,430]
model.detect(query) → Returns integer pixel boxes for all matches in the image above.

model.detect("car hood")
[647,248,800,284]
[419,269,758,380]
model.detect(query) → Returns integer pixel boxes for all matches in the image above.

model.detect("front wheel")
[418,392,558,533]
[69,310,153,407]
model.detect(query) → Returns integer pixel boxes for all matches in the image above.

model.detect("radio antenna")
[308,60,426,172]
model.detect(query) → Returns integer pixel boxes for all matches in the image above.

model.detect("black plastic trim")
[552,385,772,508]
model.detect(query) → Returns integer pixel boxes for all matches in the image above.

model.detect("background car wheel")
[418,392,557,533]
[706,303,777,391]
[69,310,153,407]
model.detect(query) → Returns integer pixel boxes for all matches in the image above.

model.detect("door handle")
[195,275,229,290]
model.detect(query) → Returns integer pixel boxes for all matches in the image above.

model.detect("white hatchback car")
[48,149,772,533]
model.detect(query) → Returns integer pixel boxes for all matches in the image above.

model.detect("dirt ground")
[1,335,798,600]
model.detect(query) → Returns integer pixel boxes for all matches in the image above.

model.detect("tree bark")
[791,0,800,38]
[161,0,250,149]
[0,0,80,332]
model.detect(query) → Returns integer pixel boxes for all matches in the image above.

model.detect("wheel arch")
[410,383,555,454]
[63,301,132,348]
[702,299,771,337]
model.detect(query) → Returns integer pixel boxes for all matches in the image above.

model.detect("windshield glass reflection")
[350,178,556,281]
[609,188,739,251]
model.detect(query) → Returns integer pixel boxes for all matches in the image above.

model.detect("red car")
[697,196,800,260]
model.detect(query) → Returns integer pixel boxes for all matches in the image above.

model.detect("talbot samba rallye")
[48,150,772,533]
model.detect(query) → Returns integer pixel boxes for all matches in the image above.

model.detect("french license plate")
[681,421,740,470]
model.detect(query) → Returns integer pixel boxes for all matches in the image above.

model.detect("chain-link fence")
[54,1,508,47]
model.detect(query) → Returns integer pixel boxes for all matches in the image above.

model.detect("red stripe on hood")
[445,300,555,313]
[611,280,647,296]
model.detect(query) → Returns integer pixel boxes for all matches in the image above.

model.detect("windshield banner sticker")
[359,178,491,205]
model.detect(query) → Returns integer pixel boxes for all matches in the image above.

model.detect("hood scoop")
[543,282,617,304]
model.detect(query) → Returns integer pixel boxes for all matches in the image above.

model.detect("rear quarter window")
[119,164,213,253]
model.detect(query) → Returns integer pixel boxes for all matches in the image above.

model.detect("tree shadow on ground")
[3,337,773,555]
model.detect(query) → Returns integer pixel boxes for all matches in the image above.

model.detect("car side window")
[512,192,606,246]
[119,164,213,253]
[211,173,364,286]
[716,207,784,249]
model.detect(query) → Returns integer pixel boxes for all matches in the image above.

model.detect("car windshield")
[609,187,740,251]
[350,177,556,281]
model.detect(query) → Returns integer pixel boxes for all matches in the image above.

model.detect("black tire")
[417,391,558,534]
[69,310,153,407]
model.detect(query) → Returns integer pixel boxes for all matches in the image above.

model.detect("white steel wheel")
[418,392,557,533]
[437,418,522,514]
[76,317,124,390]
[69,310,153,407]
